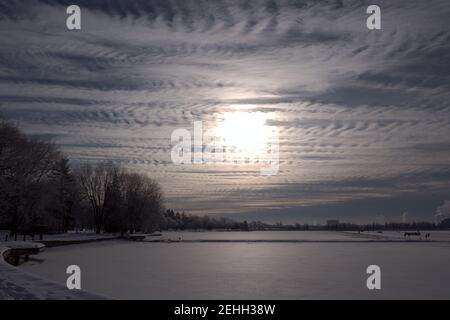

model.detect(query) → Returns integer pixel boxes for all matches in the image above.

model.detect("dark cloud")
[1,0,449,222]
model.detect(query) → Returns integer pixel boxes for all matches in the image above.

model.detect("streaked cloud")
[1,0,449,223]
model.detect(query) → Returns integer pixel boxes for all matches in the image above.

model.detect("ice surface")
[345,230,450,242]
[19,231,450,299]
[147,230,355,241]
[0,246,104,300]
[146,230,450,242]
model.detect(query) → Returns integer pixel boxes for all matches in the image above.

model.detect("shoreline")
[0,242,107,300]
[38,235,120,248]
[144,239,445,243]
[142,230,450,243]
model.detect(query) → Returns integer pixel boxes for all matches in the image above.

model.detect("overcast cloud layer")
[1,0,450,223]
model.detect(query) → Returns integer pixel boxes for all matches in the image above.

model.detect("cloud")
[1,0,450,222]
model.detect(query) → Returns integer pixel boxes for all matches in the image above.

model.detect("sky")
[1,0,450,224]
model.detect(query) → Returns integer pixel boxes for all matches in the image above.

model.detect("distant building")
[326,220,339,228]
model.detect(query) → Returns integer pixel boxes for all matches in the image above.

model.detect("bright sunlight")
[213,112,274,161]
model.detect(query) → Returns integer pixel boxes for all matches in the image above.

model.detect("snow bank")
[0,244,106,300]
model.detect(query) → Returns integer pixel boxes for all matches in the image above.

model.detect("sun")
[213,111,274,161]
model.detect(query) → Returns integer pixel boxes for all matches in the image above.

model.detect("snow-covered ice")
[19,231,450,299]
[0,245,104,300]
[146,230,450,242]
[147,230,354,242]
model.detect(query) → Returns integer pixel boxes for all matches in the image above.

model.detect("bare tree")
[0,121,60,236]
[48,158,78,232]
[122,173,164,233]
[76,162,120,234]
[1,119,165,236]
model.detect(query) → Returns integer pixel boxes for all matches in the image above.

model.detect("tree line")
[0,120,164,237]
[163,209,251,231]
[160,214,450,231]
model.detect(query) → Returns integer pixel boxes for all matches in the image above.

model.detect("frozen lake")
[20,231,450,299]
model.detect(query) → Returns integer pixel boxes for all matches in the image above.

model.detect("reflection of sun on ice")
[213,112,274,160]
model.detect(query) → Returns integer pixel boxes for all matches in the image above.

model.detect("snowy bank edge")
[0,245,109,300]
